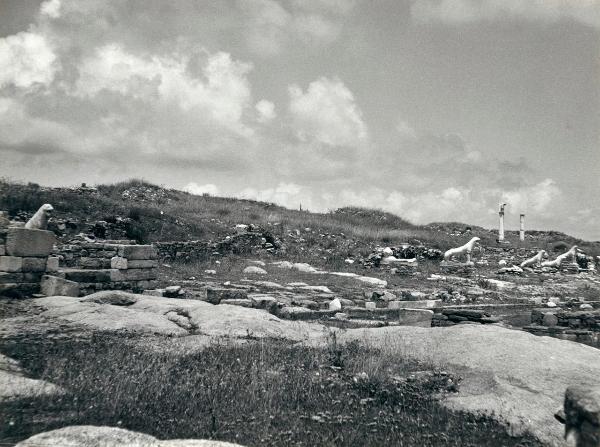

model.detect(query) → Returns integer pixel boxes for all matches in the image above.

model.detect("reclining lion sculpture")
[443,237,480,262]
[541,245,578,268]
[520,250,548,268]
[25,204,54,230]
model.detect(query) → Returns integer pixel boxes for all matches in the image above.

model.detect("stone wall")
[153,227,281,262]
[50,235,158,296]
[57,238,137,267]
[153,240,211,262]
[60,243,159,296]
[0,221,58,297]
[531,309,600,331]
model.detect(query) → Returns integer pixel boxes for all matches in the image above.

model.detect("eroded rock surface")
[26,291,323,340]
[15,425,244,447]
[337,324,600,446]
[0,353,63,402]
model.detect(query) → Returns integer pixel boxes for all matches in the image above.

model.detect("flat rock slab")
[337,324,600,446]
[15,425,244,447]
[31,291,323,341]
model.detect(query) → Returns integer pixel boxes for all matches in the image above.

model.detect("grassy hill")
[1,179,597,258]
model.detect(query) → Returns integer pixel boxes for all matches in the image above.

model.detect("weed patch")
[1,334,542,446]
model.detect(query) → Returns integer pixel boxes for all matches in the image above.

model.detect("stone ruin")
[54,239,158,296]
[153,224,282,262]
[0,212,59,298]
[525,307,600,347]
[363,245,443,274]
[0,207,159,298]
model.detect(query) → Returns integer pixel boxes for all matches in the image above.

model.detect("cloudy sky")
[0,0,598,240]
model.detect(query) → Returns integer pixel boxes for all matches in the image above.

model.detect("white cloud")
[288,77,367,147]
[0,97,74,149]
[76,46,252,133]
[240,0,355,56]
[396,119,417,139]
[183,182,220,196]
[40,0,62,19]
[239,183,307,208]
[241,0,292,56]
[0,32,57,89]
[293,14,341,44]
[501,178,562,215]
[255,99,276,122]
[411,0,600,28]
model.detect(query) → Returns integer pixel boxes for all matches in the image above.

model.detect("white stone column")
[519,214,525,241]
[498,204,506,242]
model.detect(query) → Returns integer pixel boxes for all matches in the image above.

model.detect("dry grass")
[0,332,543,446]
[1,178,597,255]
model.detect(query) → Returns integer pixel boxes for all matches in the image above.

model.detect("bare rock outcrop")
[15,425,244,447]
[337,324,600,446]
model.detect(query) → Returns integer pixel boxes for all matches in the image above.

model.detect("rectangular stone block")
[0,256,23,272]
[6,228,55,257]
[110,256,128,270]
[0,272,23,283]
[80,257,111,269]
[117,245,157,260]
[135,279,158,290]
[389,299,441,309]
[0,256,47,273]
[46,256,59,273]
[120,268,157,281]
[0,282,39,297]
[22,257,47,272]
[0,245,5,256]
[64,269,113,283]
[126,259,158,269]
[41,275,79,297]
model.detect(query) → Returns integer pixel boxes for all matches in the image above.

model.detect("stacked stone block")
[0,223,58,297]
[61,243,158,296]
[57,239,137,267]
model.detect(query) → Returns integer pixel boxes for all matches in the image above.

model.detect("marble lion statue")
[443,237,480,262]
[541,245,578,268]
[25,204,54,230]
[520,250,548,268]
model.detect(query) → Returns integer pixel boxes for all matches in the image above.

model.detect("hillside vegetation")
[1,179,597,257]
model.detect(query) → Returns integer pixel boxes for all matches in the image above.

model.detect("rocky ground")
[2,179,600,446]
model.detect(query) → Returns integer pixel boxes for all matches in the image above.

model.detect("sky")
[0,0,598,240]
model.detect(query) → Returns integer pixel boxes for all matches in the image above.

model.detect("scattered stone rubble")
[364,245,443,266]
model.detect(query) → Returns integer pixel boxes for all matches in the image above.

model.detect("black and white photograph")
[0,0,599,446]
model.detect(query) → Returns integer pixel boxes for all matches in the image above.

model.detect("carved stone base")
[561,263,580,274]
[440,261,476,275]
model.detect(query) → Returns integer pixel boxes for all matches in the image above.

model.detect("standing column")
[519,214,525,241]
[498,203,506,242]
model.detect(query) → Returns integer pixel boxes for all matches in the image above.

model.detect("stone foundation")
[153,227,281,262]
[54,237,158,296]
[0,224,57,298]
